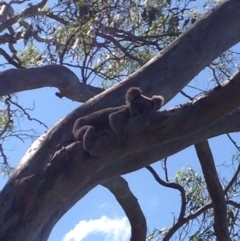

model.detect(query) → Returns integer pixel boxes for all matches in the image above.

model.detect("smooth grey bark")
[102,177,147,241]
[0,65,102,102]
[36,109,240,241]
[2,75,240,241]
[0,0,240,240]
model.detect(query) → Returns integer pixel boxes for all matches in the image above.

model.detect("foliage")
[0,0,240,241]
[1,0,201,166]
[1,0,200,84]
[146,157,240,241]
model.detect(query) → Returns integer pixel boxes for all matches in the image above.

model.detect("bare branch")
[6,97,48,129]
[1,1,240,240]
[97,32,144,65]
[195,141,231,241]
[102,176,146,241]
[226,133,240,150]
[162,199,240,241]
[224,164,240,194]
[227,200,240,208]
[162,202,212,241]
[0,2,14,23]
[0,0,47,32]
[0,65,102,102]
[146,166,186,221]
[0,48,22,68]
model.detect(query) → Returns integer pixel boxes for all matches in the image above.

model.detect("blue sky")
[1,68,239,241]
[1,0,239,240]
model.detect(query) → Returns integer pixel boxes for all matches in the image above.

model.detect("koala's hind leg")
[82,126,97,157]
[73,124,97,157]
[73,125,88,141]
[109,110,129,147]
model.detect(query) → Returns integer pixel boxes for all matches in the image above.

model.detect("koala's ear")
[125,87,142,103]
[151,95,165,111]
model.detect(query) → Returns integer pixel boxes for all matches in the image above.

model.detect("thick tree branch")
[87,72,240,159]
[1,82,240,240]
[1,1,240,240]
[97,109,240,179]
[102,0,240,103]
[102,176,146,241]
[21,110,240,241]
[1,0,240,105]
[195,141,230,241]
[19,0,240,178]
[0,65,102,102]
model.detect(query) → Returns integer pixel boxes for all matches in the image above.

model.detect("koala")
[127,87,164,116]
[72,87,164,156]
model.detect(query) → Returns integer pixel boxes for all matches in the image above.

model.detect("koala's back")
[78,106,124,131]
